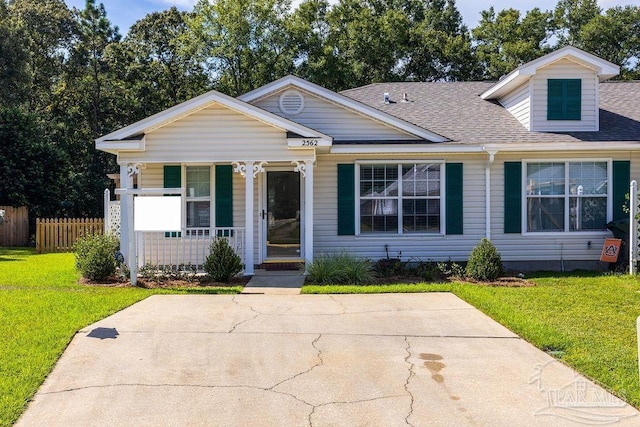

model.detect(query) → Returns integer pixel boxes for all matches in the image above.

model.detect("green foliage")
[307,252,373,285]
[465,238,504,281]
[73,233,120,281]
[203,237,243,282]
[437,259,465,278]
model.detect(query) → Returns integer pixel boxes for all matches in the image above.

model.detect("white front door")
[262,170,302,259]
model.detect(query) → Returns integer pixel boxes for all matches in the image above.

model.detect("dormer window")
[547,79,581,121]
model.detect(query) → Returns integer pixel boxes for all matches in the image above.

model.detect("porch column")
[119,163,133,260]
[244,161,255,275]
[304,160,314,268]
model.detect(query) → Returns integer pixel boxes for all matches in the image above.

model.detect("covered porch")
[115,158,317,276]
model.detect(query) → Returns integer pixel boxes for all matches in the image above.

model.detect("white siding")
[531,59,598,132]
[312,154,486,262]
[252,89,418,141]
[490,152,633,262]
[119,102,315,164]
[499,82,530,130]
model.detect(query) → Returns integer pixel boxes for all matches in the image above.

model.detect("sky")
[63,0,639,35]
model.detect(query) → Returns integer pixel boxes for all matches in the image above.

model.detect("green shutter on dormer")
[337,164,355,235]
[163,165,181,237]
[548,79,581,121]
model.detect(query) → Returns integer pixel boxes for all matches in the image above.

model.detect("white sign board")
[134,196,181,231]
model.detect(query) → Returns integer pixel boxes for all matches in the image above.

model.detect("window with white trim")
[358,163,442,234]
[186,166,210,229]
[525,161,608,232]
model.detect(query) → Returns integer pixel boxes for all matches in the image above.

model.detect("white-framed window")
[357,161,443,234]
[525,160,610,233]
[186,166,211,230]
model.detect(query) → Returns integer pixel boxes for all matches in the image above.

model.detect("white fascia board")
[96,136,146,154]
[240,75,448,143]
[480,70,532,100]
[482,142,640,152]
[480,46,620,100]
[95,86,332,145]
[330,144,483,154]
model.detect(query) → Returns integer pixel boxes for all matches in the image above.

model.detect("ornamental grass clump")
[74,233,120,281]
[465,238,504,281]
[204,237,243,282]
[308,252,373,285]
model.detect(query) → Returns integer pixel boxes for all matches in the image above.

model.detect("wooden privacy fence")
[36,218,104,254]
[0,206,29,246]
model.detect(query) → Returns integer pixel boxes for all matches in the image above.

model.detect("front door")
[265,171,301,258]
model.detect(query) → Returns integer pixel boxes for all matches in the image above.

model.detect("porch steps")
[241,269,305,295]
[260,260,304,271]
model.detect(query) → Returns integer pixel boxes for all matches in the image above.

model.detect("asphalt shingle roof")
[341,81,640,144]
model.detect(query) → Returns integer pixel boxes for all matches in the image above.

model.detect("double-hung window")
[358,162,442,234]
[525,161,608,232]
[186,166,211,232]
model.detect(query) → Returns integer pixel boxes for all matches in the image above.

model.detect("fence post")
[630,180,638,275]
[104,189,110,234]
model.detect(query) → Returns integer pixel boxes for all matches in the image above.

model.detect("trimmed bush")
[204,237,243,282]
[308,252,373,285]
[74,234,120,281]
[466,238,504,281]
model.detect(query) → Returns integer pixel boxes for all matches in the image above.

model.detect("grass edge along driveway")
[0,248,239,427]
[303,274,640,410]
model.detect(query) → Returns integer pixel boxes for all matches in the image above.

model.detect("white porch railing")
[136,227,246,272]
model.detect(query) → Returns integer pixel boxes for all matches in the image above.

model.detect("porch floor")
[241,269,305,295]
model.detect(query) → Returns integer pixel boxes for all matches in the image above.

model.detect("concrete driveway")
[18,293,639,426]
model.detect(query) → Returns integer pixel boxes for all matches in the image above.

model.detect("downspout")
[484,149,498,240]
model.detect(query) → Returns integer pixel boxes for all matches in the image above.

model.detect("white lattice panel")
[108,201,121,238]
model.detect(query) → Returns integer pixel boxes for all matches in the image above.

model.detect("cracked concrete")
[18,293,640,427]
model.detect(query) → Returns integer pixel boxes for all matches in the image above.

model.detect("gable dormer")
[480,46,619,132]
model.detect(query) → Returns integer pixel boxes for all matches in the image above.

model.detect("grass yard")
[304,274,640,409]
[0,248,240,427]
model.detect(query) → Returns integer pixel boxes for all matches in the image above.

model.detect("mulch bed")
[80,275,251,288]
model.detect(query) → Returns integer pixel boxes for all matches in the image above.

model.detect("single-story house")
[96,46,640,274]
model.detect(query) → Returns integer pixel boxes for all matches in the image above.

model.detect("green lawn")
[0,248,240,427]
[304,275,640,409]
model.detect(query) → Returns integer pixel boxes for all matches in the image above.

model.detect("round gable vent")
[278,90,305,115]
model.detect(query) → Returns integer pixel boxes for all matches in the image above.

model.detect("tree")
[0,1,29,106]
[578,6,640,79]
[404,0,479,81]
[473,7,554,80]
[0,108,66,218]
[116,7,210,121]
[7,0,75,112]
[553,0,600,46]
[187,0,295,96]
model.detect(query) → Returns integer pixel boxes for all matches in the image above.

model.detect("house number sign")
[301,139,318,146]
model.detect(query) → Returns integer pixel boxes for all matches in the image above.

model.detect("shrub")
[466,238,504,281]
[308,252,374,285]
[74,234,120,281]
[204,237,243,282]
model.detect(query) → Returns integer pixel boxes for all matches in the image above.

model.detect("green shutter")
[548,79,581,120]
[337,164,355,235]
[215,165,233,227]
[163,165,181,237]
[613,161,630,222]
[445,163,463,235]
[504,162,522,233]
